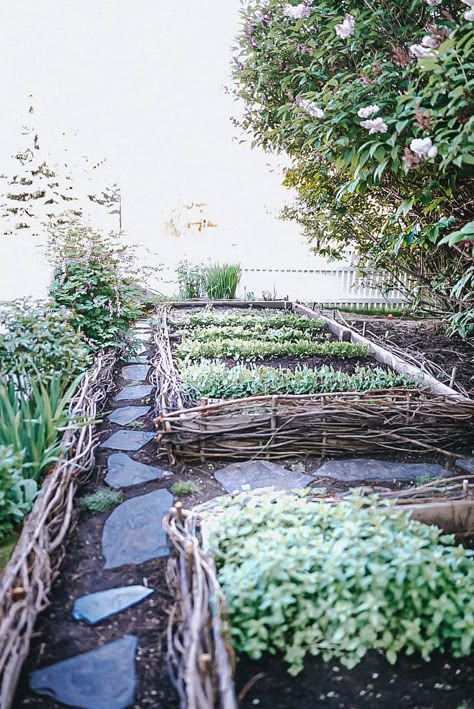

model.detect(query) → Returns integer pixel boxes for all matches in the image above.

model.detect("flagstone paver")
[72,586,153,625]
[114,384,152,402]
[100,430,155,452]
[214,460,314,493]
[126,355,149,364]
[134,331,152,342]
[102,489,173,568]
[316,458,448,482]
[105,453,171,488]
[29,635,138,709]
[107,405,151,426]
[455,457,474,474]
[121,364,150,381]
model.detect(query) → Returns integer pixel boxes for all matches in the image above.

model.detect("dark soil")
[339,314,474,396]
[235,651,474,709]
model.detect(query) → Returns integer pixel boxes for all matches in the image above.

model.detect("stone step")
[29,635,137,709]
[214,460,314,494]
[455,457,474,474]
[105,453,171,489]
[102,489,173,569]
[121,364,150,381]
[316,459,448,482]
[100,431,155,452]
[72,586,153,625]
[107,406,151,426]
[113,384,152,402]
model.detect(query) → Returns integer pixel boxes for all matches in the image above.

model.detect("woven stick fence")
[155,389,474,462]
[163,504,237,709]
[0,352,116,709]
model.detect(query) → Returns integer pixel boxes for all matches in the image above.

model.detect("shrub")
[180,361,414,399]
[77,487,123,514]
[205,493,474,675]
[49,222,142,350]
[170,480,201,496]
[176,260,205,299]
[0,445,37,543]
[204,263,241,299]
[0,300,89,381]
[175,337,369,361]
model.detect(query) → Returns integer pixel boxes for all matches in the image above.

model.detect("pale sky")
[0,0,328,299]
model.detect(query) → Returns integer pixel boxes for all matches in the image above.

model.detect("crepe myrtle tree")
[232,0,474,332]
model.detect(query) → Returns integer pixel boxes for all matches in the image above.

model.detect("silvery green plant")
[173,311,326,331]
[0,445,37,542]
[205,493,474,675]
[180,325,331,343]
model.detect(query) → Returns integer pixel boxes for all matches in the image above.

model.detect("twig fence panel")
[0,352,116,709]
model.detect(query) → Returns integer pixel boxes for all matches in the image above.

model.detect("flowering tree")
[233,0,474,333]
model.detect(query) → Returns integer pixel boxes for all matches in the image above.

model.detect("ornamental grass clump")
[203,263,241,300]
[204,493,474,675]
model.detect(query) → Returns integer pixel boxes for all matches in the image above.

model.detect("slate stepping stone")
[134,331,151,342]
[102,489,173,568]
[29,635,137,709]
[455,458,474,474]
[106,453,170,488]
[100,430,155,452]
[214,460,314,494]
[126,355,149,364]
[114,384,152,402]
[107,406,151,426]
[72,586,153,625]
[121,364,150,381]
[316,458,448,482]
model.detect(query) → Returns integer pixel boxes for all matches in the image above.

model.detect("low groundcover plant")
[203,493,474,675]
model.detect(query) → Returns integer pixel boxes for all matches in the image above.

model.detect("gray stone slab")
[29,635,137,709]
[100,430,155,452]
[126,355,149,364]
[106,453,171,488]
[455,458,474,474]
[114,384,152,402]
[121,364,150,381]
[134,331,152,342]
[214,460,314,493]
[72,586,153,625]
[102,490,173,568]
[316,458,448,482]
[107,406,151,426]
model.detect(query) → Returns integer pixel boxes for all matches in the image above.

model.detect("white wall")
[0,234,52,302]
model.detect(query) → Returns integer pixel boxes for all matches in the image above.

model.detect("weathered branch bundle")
[163,504,237,709]
[0,352,116,709]
[155,389,474,462]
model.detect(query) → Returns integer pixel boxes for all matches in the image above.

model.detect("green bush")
[203,263,241,299]
[0,300,89,381]
[170,480,201,496]
[77,487,123,514]
[0,445,37,543]
[49,222,142,350]
[180,361,414,399]
[205,493,474,675]
[176,260,205,299]
[175,337,369,362]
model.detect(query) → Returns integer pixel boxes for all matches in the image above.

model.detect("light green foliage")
[205,493,474,675]
[0,373,79,482]
[180,361,414,399]
[49,222,142,350]
[233,2,474,334]
[180,325,330,343]
[176,260,205,299]
[174,311,326,331]
[0,300,89,381]
[77,487,123,514]
[204,263,241,300]
[170,480,201,496]
[175,337,369,362]
[0,445,37,542]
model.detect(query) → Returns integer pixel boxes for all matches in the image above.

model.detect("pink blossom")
[335,14,355,39]
[283,3,311,19]
[295,96,324,119]
[410,137,438,159]
[357,105,379,119]
[360,117,388,134]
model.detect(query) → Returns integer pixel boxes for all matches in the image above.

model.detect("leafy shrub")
[77,487,123,514]
[205,493,474,675]
[176,260,205,299]
[175,337,369,361]
[49,222,142,350]
[170,480,201,496]
[204,263,241,299]
[0,300,89,381]
[0,445,37,543]
[173,311,325,331]
[180,361,414,399]
[0,373,79,481]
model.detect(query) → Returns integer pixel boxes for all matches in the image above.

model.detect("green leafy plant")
[0,445,37,543]
[176,260,205,299]
[77,487,123,514]
[204,263,241,300]
[205,492,474,675]
[181,325,331,343]
[0,300,89,382]
[170,480,202,496]
[173,311,326,331]
[175,338,369,362]
[49,222,142,350]
[180,361,414,399]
